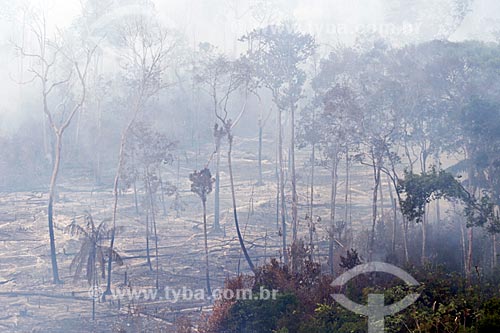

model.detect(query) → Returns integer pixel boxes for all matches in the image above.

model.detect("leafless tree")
[16,11,97,283]
[104,17,178,296]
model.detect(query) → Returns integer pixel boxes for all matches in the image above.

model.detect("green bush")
[478,297,500,332]
[218,293,298,333]
[203,260,500,333]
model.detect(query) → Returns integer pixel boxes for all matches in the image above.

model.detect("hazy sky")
[3,0,499,48]
[0,0,499,131]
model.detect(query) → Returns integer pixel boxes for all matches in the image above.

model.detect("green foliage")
[205,260,500,333]
[340,248,362,270]
[477,298,500,332]
[398,168,500,232]
[219,293,298,333]
[398,167,469,223]
[298,303,366,333]
[385,266,500,333]
[189,168,214,203]
[459,98,500,228]
[464,194,500,230]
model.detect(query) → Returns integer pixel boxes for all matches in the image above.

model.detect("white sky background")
[0,0,499,131]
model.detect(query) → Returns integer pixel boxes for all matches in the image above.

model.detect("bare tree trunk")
[403,217,409,263]
[176,158,181,218]
[436,199,441,224]
[129,151,139,215]
[94,100,102,185]
[278,109,288,265]
[104,133,127,296]
[159,172,168,216]
[369,154,381,261]
[379,174,385,221]
[403,130,415,174]
[435,154,441,224]
[147,174,160,290]
[421,214,427,265]
[386,173,396,255]
[392,198,397,256]
[257,118,264,186]
[43,116,50,163]
[460,220,467,276]
[228,134,255,272]
[344,147,350,232]
[104,115,137,296]
[214,148,221,231]
[44,60,90,285]
[92,241,98,321]
[330,157,339,233]
[276,166,280,232]
[145,206,152,271]
[493,233,497,269]
[133,179,139,216]
[47,133,63,284]
[465,147,475,281]
[264,230,268,264]
[467,227,473,281]
[21,18,92,285]
[275,114,280,233]
[74,102,83,150]
[202,200,211,294]
[421,149,428,265]
[386,161,407,263]
[291,104,298,245]
[309,142,315,260]
[328,231,334,275]
[328,154,339,274]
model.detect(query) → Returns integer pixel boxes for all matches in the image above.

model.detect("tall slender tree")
[241,24,316,265]
[16,12,97,283]
[190,168,215,294]
[103,17,178,296]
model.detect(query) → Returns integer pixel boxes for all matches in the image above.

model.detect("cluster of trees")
[189,31,500,326]
[2,2,500,327]
[8,1,182,292]
[301,39,500,278]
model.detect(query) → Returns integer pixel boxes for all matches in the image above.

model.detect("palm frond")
[100,225,125,240]
[65,219,89,238]
[70,242,91,281]
[96,218,112,235]
[68,213,125,284]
